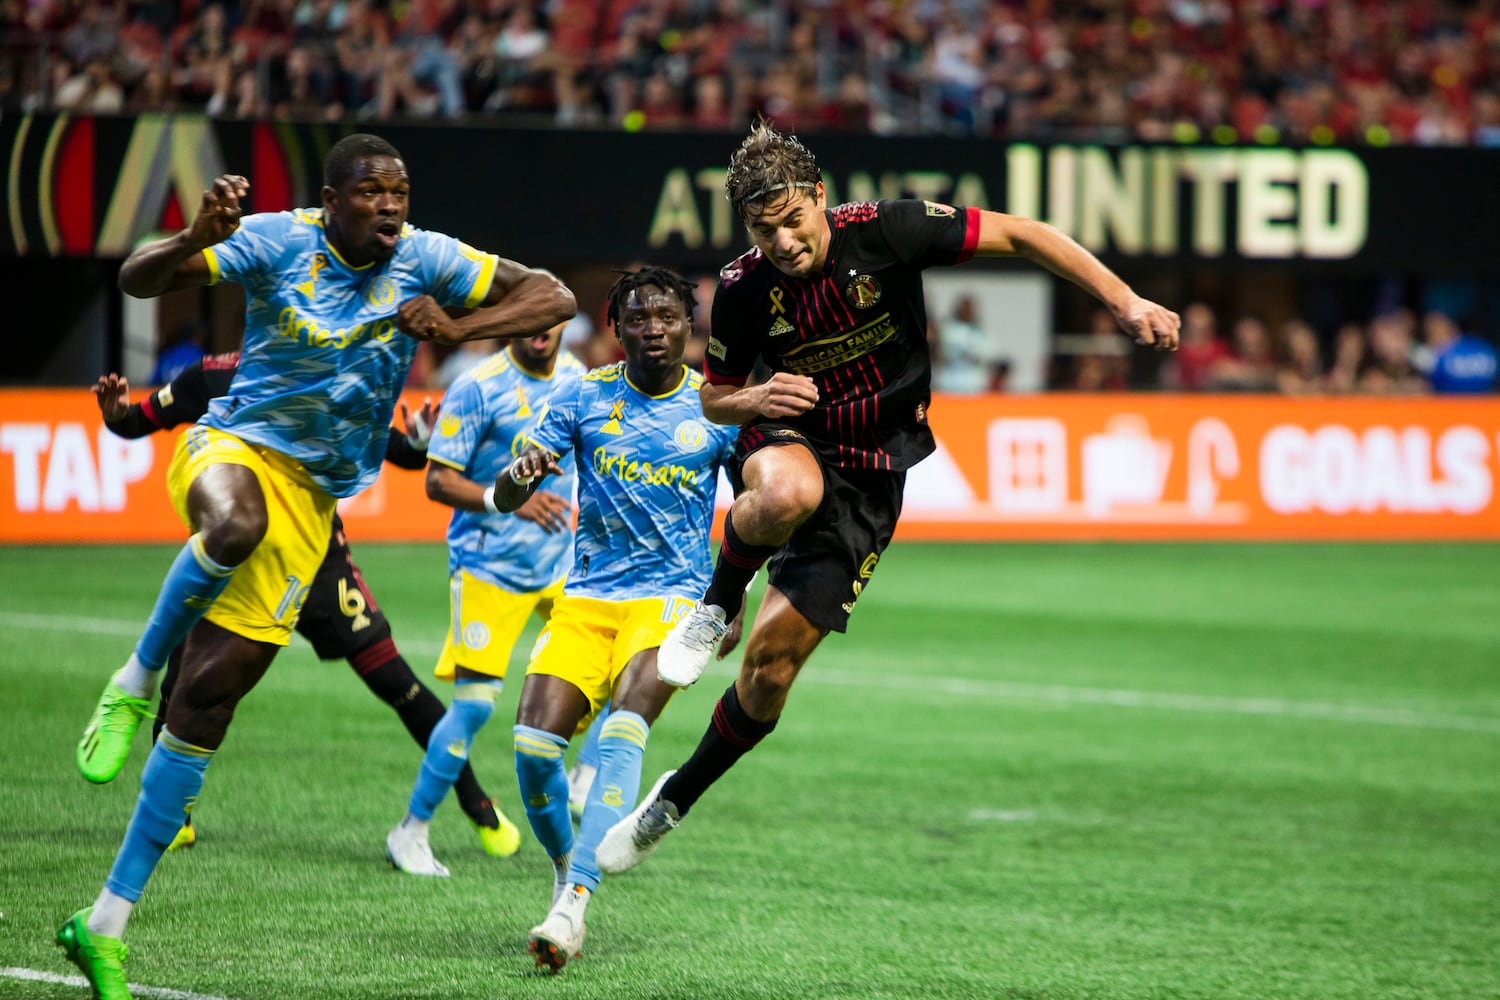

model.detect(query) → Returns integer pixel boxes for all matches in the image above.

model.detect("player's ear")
[813,182,826,209]
[321,184,337,213]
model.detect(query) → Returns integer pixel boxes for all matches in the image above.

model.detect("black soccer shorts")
[731,423,905,634]
[294,515,393,660]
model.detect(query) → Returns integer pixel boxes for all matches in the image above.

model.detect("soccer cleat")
[76,681,151,784]
[385,822,450,877]
[656,602,729,687]
[567,762,596,822]
[56,908,131,1000]
[596,770,680,874]
[167,819,196,852]
[528,885,588,973]
[469,809,522,858]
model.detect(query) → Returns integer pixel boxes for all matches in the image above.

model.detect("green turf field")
[1,542,1497,1000]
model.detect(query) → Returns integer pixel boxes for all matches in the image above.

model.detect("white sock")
[559,882,592,918]
[550,853,571,905]
[88,889,134,939]
[399,813,430,837]
[113,654,159,700]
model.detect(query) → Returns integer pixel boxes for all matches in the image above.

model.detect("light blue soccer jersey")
[429,348,586,593]
[524,363,737,602]
[201,208,497,497]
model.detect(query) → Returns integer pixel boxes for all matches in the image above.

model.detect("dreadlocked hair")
[324,133,403,188]
[724,119,820,221]
[604,266,698,330]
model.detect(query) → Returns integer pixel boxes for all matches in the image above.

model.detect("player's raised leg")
[75,457,262,783]
[656,443,821,687]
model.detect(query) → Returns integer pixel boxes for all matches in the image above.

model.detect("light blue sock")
[135,534,236,670]
[576,701,609,771]
[407,679,500,820]
[104,730,214,902]
[514,725,573,861]
[570,710,650,892]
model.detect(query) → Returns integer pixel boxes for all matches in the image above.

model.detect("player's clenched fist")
[755,372,819,418]
[1115,296,1181,352]
[189,175,249,250]
[397,295,460,343]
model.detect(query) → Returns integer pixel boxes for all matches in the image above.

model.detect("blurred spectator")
[1417,311,1498,394]
[1324,323,1370,394]
[1360,310,1430,394]
[931,295,995,394]
[54,56,124,112]
[1159,302,1229,391]
[1210,316,1279,392]
[1275,319,1325,396]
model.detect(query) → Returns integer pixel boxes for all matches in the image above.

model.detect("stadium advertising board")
[2,390,1497,543]
[4,113,1500,271]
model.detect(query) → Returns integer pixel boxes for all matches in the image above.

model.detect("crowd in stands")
[1047,301,1499,394]
[7,0,1500,143]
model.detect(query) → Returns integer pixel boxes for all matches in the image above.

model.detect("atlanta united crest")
[845,273,882,309]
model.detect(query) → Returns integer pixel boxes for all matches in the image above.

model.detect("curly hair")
[324,133,404,189]
[604,265,698,330]
[724,120,820,221]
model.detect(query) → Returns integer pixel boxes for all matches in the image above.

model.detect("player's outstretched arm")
[118,175,250,298]
[700,372,819,426]
[490,447,564,513]
[396,261,575,345]
[972,210,1180,351]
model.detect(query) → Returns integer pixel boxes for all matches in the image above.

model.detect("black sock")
[661,683,777,816]
[350,640,499,828]
[702,513,777,620]
[153,644,184,744]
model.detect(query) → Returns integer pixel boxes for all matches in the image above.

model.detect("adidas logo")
[768,316,796,337]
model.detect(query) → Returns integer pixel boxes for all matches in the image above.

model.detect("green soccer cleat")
[76,680,150,784]
[56,908,131,1000]
[470,809,522,858]
[167,818,196,852]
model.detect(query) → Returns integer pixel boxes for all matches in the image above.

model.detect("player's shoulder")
[556,350,589,377]
[830,201,883,228]
[718,247,770,294]
[469,350,515,384]
[583,361,626,386]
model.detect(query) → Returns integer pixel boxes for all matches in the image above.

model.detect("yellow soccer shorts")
[435,569,565,681]
[166,425,338,645]
[526,593,697,720]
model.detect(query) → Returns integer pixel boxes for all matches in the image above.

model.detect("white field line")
[1,966,238,1000]
[4,612,1498,736]
[968,809,1038,822]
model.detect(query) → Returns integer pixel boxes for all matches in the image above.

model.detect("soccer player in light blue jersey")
[384,319,588,876]
[58,134,575,1000]
[492,267,741,973]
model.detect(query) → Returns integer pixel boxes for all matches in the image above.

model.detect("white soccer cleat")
[596,770,680,874]
[529,884,588,973]
[656,602,729,687]
[384,821,450,877]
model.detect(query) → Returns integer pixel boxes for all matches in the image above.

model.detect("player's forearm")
[425,464,490,512]
[700,383,763,425]
[443,275,576,345]
[102,405,157,440]
[384,428,427,471]
[991,216,1133,315]
[118,230,208,299]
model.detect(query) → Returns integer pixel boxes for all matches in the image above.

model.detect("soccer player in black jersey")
[598,120,1180,874]
[91,358,519,856]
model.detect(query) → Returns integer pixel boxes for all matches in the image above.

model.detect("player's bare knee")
[753,475,822,528]
[199,507,267,565]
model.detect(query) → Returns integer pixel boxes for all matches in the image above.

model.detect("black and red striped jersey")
[706,199,980,471]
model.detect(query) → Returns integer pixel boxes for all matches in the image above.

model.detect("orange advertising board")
[2,389,1498,543]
